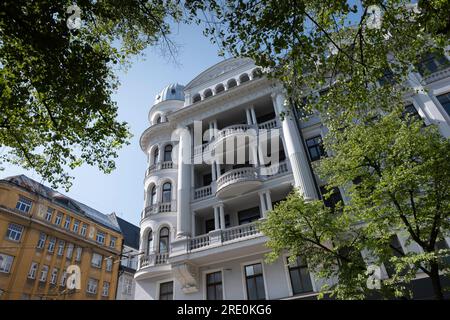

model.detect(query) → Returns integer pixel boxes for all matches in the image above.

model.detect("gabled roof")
[2,174,121,232]
[114,215,140,249]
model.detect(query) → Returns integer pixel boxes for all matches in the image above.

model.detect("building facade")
[135,55,450,300]
[113,215,140,300]
[0,175,123,300]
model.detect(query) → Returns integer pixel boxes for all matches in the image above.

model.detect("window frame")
[87,278,99,294]
[57,240,65,256]
[241,260,268,300]
[162,182,172,203]
[28,261,38,279]
[91,252,103,268]
[205,270,224,300]
[63,216,71,230]
[47,237,56,253]
[39,265,49,282]
[305,135,326,162]
[102,281,110,297]
[285,256,315,296]
[96,231,106,245]
[80,223,87,237]
[15,196,32,213]
[158,280,174,300]
[6,223,24,242]
[36,232,46,249]
[159,227,170,254]
[54,213,63,226]
[0,253,14,273]
[45,208,54,222]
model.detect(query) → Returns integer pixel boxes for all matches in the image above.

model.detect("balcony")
[192,160,290,201]
[145,161,175,176]
[422,66,450,84]
[140,252,169,268]
[189,222,261,252]
[216,167,261,198]
[193,185,213,201]
[141,202,174,219]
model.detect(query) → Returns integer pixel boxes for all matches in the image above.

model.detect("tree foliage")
[0,0,182,189]
[187,0,450,299]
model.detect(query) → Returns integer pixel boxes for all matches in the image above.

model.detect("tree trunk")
[429,262,444,300]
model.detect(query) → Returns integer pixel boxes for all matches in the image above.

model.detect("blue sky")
[3,22,225,227]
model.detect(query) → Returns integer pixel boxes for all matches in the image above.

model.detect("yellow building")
[0,175,123,300]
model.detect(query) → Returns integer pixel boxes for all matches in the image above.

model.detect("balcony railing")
[216,167,260,193]
[193,185,213,200]
[189,221,261,252]
[146,161,175,176]
[189,233,211,251]
[139,252,169,268]
[216,124,254,141]
[193,161,289,201]
[142,202,174,219]
[258,119,278,130]
[422,66,450,84]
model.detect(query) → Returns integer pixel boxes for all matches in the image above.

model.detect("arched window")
[159,227,170,253]
[227,78,237,89]
[150,185,157,205]
[193,94,201,103]
[146,230,153,255]
[164,145,172,162]
[215,84,225,94]
[239,73,250,83]
[155,115,162,124]
[204,89,213,98]
[162,182,172,203]
[153,147,159,165]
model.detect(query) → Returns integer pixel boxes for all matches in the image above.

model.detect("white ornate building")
[134,55,450,300]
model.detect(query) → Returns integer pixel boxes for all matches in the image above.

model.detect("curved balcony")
[135,252,170,279]
[141,202,175,220]
[216,167,262,199]
[145,161,175,177]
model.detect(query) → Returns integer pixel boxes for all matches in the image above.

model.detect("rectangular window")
[54,213,63,226]
[102,281,110,297]
[47,237,56,253]
[36,233,46,249]
[66,243,74,259]
[123,278,132,295]
[72,220,80,233]
[28,262,38,279]
[75,247,82,262]
[50,268,59,285]
[60,270,67,287]
[436,92,450,117]
[45,208,54,222]
[39,265,49,282]
[206,271,223,300]
[319,186,343,212]
[80,223,87,237]
[305,135,325,161]
[91,253,102,268]
[63,216,71,230]
[244,263,266,300]
[15,196,32,213]
[106,258,113,272]
[6,223,24,241]
[87,278,98,294]
[287,256,313,295]
[238,207,261,225]
[96,231,105,245]
[57,240,65,256]
[159,281,173,300]
[109,236,117,248]
[0,253,14,273]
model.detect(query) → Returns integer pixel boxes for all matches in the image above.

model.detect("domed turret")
[154,83,185,105]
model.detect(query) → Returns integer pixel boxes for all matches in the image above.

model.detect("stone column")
[213,206,220,230]
[177,127,192,238]
[259,190,273,218]
[219,204,226,230]
[272,91,318,201]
